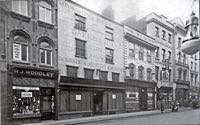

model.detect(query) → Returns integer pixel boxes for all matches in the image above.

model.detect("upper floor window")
[138,66,144,80]
[191,61,193,70]
[105,48,114,64]
[39,42,52,65]
[155,47,159,59]
[75,14,86,31]
[191,74,193,86]
[75,39,86,58]
[13,35,29,62]
[155,66,159,81]
[112,72,120,82]
[105,26,113,41]
[147,50,151,63]
[178,37,181,47]
[147,68,152,81]
[155,26,159,37]
[162,30,166,40]
[67,66,78,77]
[129,63,135,79]
[162,49,165,61]
[12,0,28,16]
[168,33,172,43]
[99,71,108,81]
[168,51,171,62]
[195,63,197,71]
[183,54,186,64]
[39,1,52,24]
[178,52,181,63]
[178,68,182,80]
[139,46,144,60]
[84,68,94,79]
[183,70,187,81]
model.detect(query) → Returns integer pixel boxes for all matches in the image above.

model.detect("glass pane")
[12,0,20,13]
[13,43,21,60]
[21,0,28,16]
[21,44,27,61]
[40,42,51,49]
[47,50,52,65]
[39,6,45,21]
[40,49,45,64]
[46,9,52,24]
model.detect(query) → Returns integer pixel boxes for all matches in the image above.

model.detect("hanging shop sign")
[13,67,57,79]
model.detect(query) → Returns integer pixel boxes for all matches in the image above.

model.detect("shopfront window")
[12,86,40,116]
[126,87,139,110]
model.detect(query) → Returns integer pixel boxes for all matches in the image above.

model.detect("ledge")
[38,20,54,29]
[10,11,31,23]
[12,113,41,119]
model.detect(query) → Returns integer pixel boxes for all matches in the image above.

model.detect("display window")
[12,86,40,116]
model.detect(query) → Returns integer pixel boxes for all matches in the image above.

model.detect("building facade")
[124,26,157,111]
[171,18,190,106]
[0,0,58,124]
[57,0,125,119]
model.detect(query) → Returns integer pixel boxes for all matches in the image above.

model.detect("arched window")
[147,68,152,81]
[138,66,144,80]
[129,63,135,79]
[39,41,52,65]
[13,35,29,61]
[39,1,52,24]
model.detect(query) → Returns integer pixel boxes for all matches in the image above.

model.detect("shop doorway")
[139,88,147,110]
[93,92,103,115]
[41,88,55,120]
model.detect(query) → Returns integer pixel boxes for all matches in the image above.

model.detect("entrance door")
[41,88,54,120]
[139,88,147,110]
[93,92,103,115]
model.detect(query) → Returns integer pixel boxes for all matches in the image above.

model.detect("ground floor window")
[12,86,40,116]
[126,87,139,110]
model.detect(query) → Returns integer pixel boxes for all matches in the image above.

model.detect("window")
[168,51,171,62]
[162,49,165,61]
[178,37,181,47]
[155,47,159,59]
[40,42,52,65]
[75,39,86,58]
[112,72,119,82]
[162,30,166,40]
[129,49,135,59]
[105,26,113,40]
[138,66,144,80]
[155,66,159,81]
[99,71,108,81]
[178,52,181,63]
[147,50,151,62]
[178,68,182,80]
[13,35,29,62]
[12,0,28,16]
[147,68,152,81]
[67,66,78,77]
[195,75,197,86]
[183,70,187,81]
[129,63,135,79]
[39,1,52,24]
[84,68,94,79]
[191,74,193,86]
[105,48,114,64]
[191,62,193,70]
[75,14,86,31]
[155,27,159,37]
[168,33,172,43]
[195,63,197,71]
[139,46,144,60]
[183,54,186,64]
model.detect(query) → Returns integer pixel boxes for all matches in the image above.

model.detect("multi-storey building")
[124,26,157,111]
[0,0,58,124]
[57,0,125,119]
[171,18,190,106]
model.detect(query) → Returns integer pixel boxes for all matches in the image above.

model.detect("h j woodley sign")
[13,67,57,79]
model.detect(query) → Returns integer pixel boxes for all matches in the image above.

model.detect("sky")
[73,0,199,23]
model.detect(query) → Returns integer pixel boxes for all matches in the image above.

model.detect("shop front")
[9,66,58,124]
[125,79,156,112]
[190,86,200,100]
[58,76,125,120]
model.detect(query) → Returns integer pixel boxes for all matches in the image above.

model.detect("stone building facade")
[57,0,125,119]
[0,0,58,124]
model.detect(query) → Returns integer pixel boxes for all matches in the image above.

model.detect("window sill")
[74,27,87,32]
[13,113,41,119]
[105,38,114,41]
[38,20,54,29]
[12,60,30,65]
[39,64,54,68]
[10,11,31,23]
[105,61,114,64]
[75,55,87,59]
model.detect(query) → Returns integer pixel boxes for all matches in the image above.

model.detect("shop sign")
[112,94,116,99]
[76,95,81,101]
[21,92,32,97]
[13,67,57,79]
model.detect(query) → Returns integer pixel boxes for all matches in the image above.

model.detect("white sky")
[73,0,199,23]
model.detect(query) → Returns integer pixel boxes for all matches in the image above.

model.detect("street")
[78,109,200,125]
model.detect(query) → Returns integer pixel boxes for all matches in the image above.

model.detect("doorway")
[139,88,147,111]
[40,88,55,120]
[93,92,103,115]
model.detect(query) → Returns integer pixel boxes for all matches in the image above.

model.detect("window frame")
[75,39,86,58]
[105,48,114,64]
[39,41,53,66]
[66,66,78,77]
[155,26,159,37]
[162,49,166,61]
[75,14,86,31]
[105,26,114,41]
[84,68,94,79]
[112,72,120,82]
[147,49,151,63]
[38,1,53,24]
[138,66,144,80]
[129,63,135,79]
[99,70,108,81]
[147,68,152,81]
[168,33,172,43]
[12,0,29,16]
[162,30,166,40]
[139,46,144,61]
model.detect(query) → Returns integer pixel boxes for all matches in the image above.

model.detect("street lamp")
[182,0,200,55]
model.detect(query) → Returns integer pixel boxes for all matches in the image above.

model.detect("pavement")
[22,107,192,125]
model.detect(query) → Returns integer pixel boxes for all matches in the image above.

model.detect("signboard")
[13,67,57,79]
[76,95,82,101]
[112,94,116,99]
[21,92,32,97]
